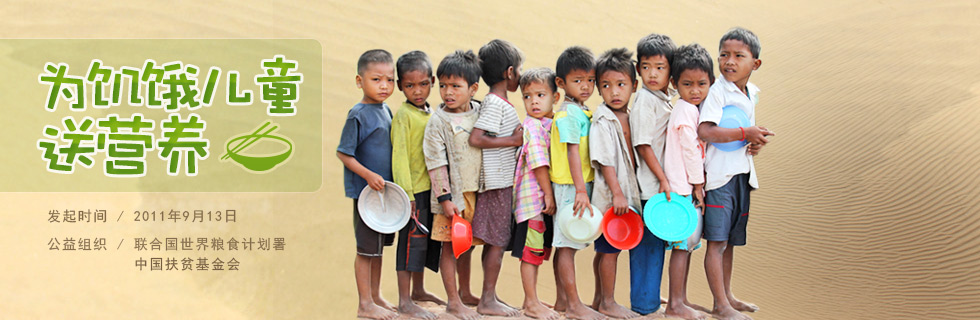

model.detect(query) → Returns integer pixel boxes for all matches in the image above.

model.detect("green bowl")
[225,134,293,171]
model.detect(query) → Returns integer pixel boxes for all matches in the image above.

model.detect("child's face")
[556,69,595,104]
[718,39,761,86]
[506,65,523,92]
[356,62,395,104]
[438,75,478,112]
[636,55,670,92]
[398,70,434,108]
[673,69,711,106]
[597,70,636,111]
[520,81,558,119]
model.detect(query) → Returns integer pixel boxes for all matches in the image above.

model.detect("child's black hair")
[395,50,433,81]
[636,33,677,65]
[555,46,595,80]
[595,48,635,84]
[357,49,393,75]
[519,67,557,93]
[670,43,715,84]
[478,39,524,87]
[437,50,482,86]
[719,27,761,59]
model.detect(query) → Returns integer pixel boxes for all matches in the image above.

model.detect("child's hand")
[542,194,556,216]
[440,200,461,218]
[743,126,773,145]
[573,192,593,218]
[746,143,763,156]
[410,201,417,215]
[510,126,524,147]
[612,194,628,215]
[693,184,705,211]
[659,182,673,201]
[366,172,386,191]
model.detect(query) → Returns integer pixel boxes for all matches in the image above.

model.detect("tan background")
[2,0,979,319]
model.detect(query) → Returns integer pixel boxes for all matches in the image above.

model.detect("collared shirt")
[663,98,705,196]
[513,117,552,223]
[338,102,393,199]
[391,101,432,200]
[698,76,760,191]
[423,101,483,214]
[474,93,521,191]
[549,100,594,185]
[630,86,677,200]
[589,103,641,214]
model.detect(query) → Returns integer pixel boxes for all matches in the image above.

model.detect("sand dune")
[1,0,979,319]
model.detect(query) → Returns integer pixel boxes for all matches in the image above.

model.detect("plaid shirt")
[513,117,552,223]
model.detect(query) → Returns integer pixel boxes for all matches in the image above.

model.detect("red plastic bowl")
[451,214,472,258]
[601,207,644,250]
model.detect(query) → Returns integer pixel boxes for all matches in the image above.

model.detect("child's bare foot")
[477,297,521,317]
[459,291,481,306]
[398,301,437,320]
[523,300,560,320]
[598,301,639,319]
[373,296,396,311]
[540,300,555,308]
[664,303,705,320]
[447,301,482,320]
[412,290,447,306]
[553,299,568,312]
[565,303,606,320]
[710,306,751,320]
[661,296,668,304]
[358,302,398,320]
[684,300,710,313]
[729,299,758,313]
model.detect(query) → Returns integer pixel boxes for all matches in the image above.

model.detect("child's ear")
[396,80,404,92]
[505,66,515,80]
[555,77,565,90]
[355,74,363,88]
[469,83,479,96]
[551,91,560,105]
[632,79,638,93]
[430,76,436,85]
[753,59,762,71]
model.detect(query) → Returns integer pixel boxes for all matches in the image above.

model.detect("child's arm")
[678,122,705,209]
[635,145,672,200]
[533,166,555,215]
[390,112,416,208]
[469,127,523,148]
[567,144,593,218]
[598,164,628,215]
[428,165,461,217]
[337,151,385,191]
[697,122,773,145]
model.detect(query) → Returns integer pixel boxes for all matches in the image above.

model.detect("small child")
[468,39,524,317]
[337,49,398,320]
[662,43,715,320]
[589,47,642,320]
[390,50,442,320]
[627,33,677,316]
[509,67,560,320]
[423,49,485,320]
[697,27,774,320]
[550,46,605,320]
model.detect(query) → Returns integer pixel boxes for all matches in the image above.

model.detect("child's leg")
[724,246,758,312]
[683,253,709,313]
[397,270,435,319]
[357,255,397,319]
[590,253,601,309]
[556,248,605,320]
[665,249,704,320]
[553,256,568,312]
[521,261,559,319]
[440,244,480,320]
[477,244,519,316]
[596,252,638,319]
[705,241,749,320]
[369,257,394,310]
[411,272,446,305]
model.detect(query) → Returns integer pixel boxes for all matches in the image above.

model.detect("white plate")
[357,182,411,234]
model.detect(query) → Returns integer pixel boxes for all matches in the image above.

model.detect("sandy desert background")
[1,0,979,319]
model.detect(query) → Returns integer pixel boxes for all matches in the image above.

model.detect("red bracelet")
[739,127,745,141]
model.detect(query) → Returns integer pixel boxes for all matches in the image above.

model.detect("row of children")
[338,27,773,320]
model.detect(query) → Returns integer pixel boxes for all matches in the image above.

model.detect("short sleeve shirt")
[549,100,594,184]
[338,103,393,199]
[698,77,760,191]
[589,103,642,214]
[630,87,676,200]
[663,99,705,196]
[474,93,521,191]
[513,117,552,223]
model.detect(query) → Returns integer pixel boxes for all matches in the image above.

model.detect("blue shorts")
[703,173,751,246]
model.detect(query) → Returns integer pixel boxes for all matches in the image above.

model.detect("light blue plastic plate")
[713,105,750,152]
[643,192,698,242]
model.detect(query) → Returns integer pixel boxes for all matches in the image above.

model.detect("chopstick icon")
[221,121,278,160]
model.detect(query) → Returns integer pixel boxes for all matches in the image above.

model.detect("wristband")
[437,194,453,203]
[739,127,745,141]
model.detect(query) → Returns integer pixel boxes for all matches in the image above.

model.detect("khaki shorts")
[431,192,484,245]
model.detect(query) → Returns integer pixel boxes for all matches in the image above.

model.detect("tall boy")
[662,43,715,320]
[550,46,605,320]
[589,47,642,320]
[510,67,561,320]
[391,50,442,320]
[697,27,774,320]
[337,49,398,320]
[469,39,524,317]
[423,49,485,320]
[627,33,677,316]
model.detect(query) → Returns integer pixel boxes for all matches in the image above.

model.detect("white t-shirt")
[698,76,760,191]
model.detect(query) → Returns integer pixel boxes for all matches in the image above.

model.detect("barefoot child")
[627,33,677,316]
[469,39,525,317]
[662,43,715,320]
[423,50,486,320]
[509,67,561,320]
[337,49,398,320]
[697,27,774,320]
[589,47,642,320]
[391,50,443,320]
[550,46,605,320]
